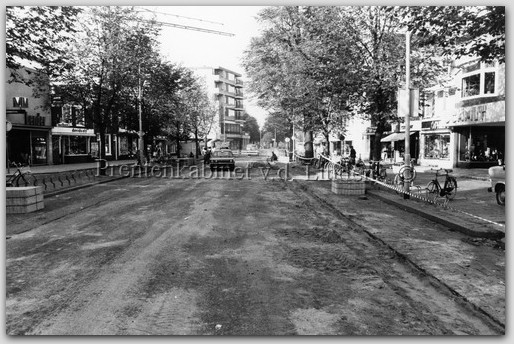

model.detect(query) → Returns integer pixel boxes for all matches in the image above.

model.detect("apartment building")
[194,66,250,151]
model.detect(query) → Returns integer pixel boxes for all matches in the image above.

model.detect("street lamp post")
[138,65,145,166]
[403,31,411,199]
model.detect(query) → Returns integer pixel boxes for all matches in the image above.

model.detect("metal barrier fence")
[7,169,101,193]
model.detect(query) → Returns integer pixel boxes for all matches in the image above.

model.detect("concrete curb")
[366,189,505,240]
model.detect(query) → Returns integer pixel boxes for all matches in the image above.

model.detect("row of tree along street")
[6,6,261,169]
[245,6,504,159]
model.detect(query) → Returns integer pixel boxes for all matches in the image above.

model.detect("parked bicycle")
[370,160,387,181]
[393,159,417,191]
[426,168,458,201]
[6,163,31,187]
[353,159,386,181]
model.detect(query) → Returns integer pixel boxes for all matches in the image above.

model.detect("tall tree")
[244,6,355,157]
[242,112,260,143]
[56,6,160,173]
[341,6,444,160]
[180,76,217,157]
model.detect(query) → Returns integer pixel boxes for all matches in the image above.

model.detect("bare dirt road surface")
[5,171,504,335]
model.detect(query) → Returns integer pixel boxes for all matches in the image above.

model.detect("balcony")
[216,74,238,86]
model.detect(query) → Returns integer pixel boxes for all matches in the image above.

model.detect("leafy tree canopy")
[6,6,82,82]
[402,6,505,64]
[242,112,261,143]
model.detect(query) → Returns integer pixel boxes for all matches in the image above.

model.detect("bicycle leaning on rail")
[393,159,417,192]
[425,168,458,201]
[361,160,387,182]
[6,163,31,187]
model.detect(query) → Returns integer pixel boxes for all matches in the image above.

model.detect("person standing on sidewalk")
[350,145,356,165]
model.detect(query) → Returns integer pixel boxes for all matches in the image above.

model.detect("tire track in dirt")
[284,180,503,334]
[21,179,215,335]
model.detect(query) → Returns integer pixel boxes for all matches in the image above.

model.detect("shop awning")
[380,132,405,142]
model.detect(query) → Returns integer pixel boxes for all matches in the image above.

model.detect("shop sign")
[451,102,504,126]
[400,121,421,132]
[456,104,487,123]
[421,120,441,131]
[25,113,45,126]
[72,128,88,133]
[13,97,29,108]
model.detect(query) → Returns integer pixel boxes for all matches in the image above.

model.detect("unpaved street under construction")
[5,173,505,335]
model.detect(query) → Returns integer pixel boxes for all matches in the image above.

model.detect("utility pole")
[404,31,411,199]
[138,64,144,166]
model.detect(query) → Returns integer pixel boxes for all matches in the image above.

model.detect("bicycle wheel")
[334,163,344,178]
[393,174,403,194]
[445,177,457,200]
[496,184,505,206]
[325,162,334,177]
[379,168,387,181]
[400,166,416,182]
[426,181,439,201]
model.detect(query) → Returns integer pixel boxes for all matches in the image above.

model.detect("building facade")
[194,66,250,151]
[377,57,505,169]
[418,58,505,169]
[6,67,53,166]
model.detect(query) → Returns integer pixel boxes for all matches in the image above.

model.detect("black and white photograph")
[3,1,507,337]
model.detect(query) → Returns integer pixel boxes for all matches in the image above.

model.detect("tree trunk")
[194,129,200,158]
[324,132,330,155]
[98,125,107,176]
[304,130,314,158]
[175,122,181,158]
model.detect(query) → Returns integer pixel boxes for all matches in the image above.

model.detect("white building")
[193,66,250,151]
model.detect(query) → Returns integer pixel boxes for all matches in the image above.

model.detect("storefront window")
[67,136,88,155]
[119,136,129,155]
[32,134,47,165]
[458,128,504,163]
[424,134,450,159]
[459,131,470,161]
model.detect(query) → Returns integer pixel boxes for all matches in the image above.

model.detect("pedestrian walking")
[204,148,211,165]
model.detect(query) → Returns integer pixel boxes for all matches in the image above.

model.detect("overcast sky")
[137,6,269,127]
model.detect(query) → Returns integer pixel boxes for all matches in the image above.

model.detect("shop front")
[51,127,96,164]
[6,109,52,166]
[449,101,505,168]
[117,129,139,159]
[380,128,419,164]
[419,119,453,169]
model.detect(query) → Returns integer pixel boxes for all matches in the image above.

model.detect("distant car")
[245,144,259,156]
[210,150,235,171]
[488,165,505,205]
